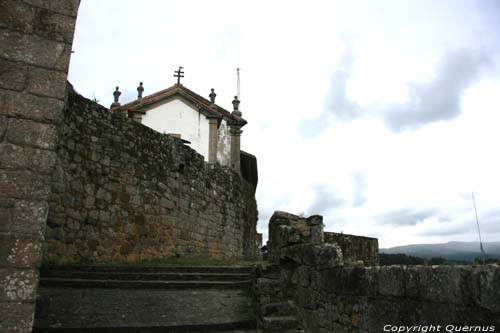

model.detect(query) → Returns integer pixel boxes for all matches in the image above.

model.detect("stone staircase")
[253,265,301,333]
[33,265,258,332]
[260,301,299,332]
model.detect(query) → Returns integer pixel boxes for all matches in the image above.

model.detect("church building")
[110,68,257,188]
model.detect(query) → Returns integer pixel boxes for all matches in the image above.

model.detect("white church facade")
[111,76,247,173]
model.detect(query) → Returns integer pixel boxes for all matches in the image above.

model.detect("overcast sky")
[69,0,500,248]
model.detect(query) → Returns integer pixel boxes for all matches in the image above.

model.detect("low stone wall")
[324,232,378,266]
[43,86,258,264]
[255,211,500,333]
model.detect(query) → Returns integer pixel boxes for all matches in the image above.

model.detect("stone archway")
[0,1,80,331]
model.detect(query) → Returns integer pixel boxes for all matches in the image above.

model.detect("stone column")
[229,124,242,174]
[0,1,80,331]
[208,117,219,163]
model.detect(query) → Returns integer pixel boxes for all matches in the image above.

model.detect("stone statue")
[232,96,240,111]
[209,88,216,103]
[137,82,144,99]
[113,86,121,103]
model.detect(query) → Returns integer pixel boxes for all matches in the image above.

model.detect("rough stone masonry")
[0,1,80,331]
[43,85,258,264]
[254,211,500,333]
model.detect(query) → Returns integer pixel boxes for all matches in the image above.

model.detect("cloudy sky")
[69,0,500,248]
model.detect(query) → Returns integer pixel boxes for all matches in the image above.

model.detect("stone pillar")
[208,117,219,163]
[229,124,242,174]
[0,1,80,331]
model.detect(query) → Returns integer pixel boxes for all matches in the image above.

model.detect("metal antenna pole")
[236,68,240,100]
[472,192,485,264]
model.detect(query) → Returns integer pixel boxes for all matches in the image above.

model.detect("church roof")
[111,84,246,125]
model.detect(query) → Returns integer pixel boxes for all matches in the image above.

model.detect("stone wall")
[43,86,258,264]
[0,1,79,331]
[255,211,500,333]
[324,232,378,266]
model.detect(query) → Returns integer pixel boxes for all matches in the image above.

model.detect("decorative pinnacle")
[137,82,144,99]
[111,86,121,108]
[174,66,184,85]
[232,96,242,117]
[209,88,216,104]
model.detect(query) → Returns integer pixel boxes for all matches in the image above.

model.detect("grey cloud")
[381,49,489,132]
[299,48,357,137]
[326,48,360,120]
[480,209,500,234]
[308,185,345,216]
[375,207,439,227]
[352,172,367,207]
[319,48,489,133]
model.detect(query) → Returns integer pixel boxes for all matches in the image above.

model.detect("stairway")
[253,265,301,333]
[33,265,258,332]
[261,301,299,332]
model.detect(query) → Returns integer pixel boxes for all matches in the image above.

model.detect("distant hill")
[380,241,500,261]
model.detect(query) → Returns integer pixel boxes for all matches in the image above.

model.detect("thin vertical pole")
[237,68,240,100]
[472,192,485,264]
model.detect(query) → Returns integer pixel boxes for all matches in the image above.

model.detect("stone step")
[261,316,298,331]
[41,265,254,274]
[33,321,257,332]
[41,270,252,281]
[34,288,256,332]
[39,277,253,289]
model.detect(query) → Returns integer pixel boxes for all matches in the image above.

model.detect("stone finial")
[111,86,121,108]
[137,82,144,99]
[209,88,216,104]
[232,96,242,117]
[113,86,121,102]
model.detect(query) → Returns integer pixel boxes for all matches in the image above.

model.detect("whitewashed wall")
[142,98,210,160]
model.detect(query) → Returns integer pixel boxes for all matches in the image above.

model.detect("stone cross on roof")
[174,66,184,85]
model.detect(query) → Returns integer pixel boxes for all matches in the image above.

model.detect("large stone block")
[0,28,70,70]
[6,118,57,149]
[0,144,57,174]
[0,56,29,91]
[474,265,500,312]
[26,67,67,99]
[0,0,35,34]
[33,7,78,43]
[405,266,471,304]
[324,232,379,266]
[0,170,51,200]
[0,234,42,268]
[322,267,376,296]
[0,199,48,236]
[0,116,7,138]
[282,243,343,268]
[378,266,405,297]
[0,90,64,123]
[0,268,38,302]
[22,0,80,17]
[0,302,35,332]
